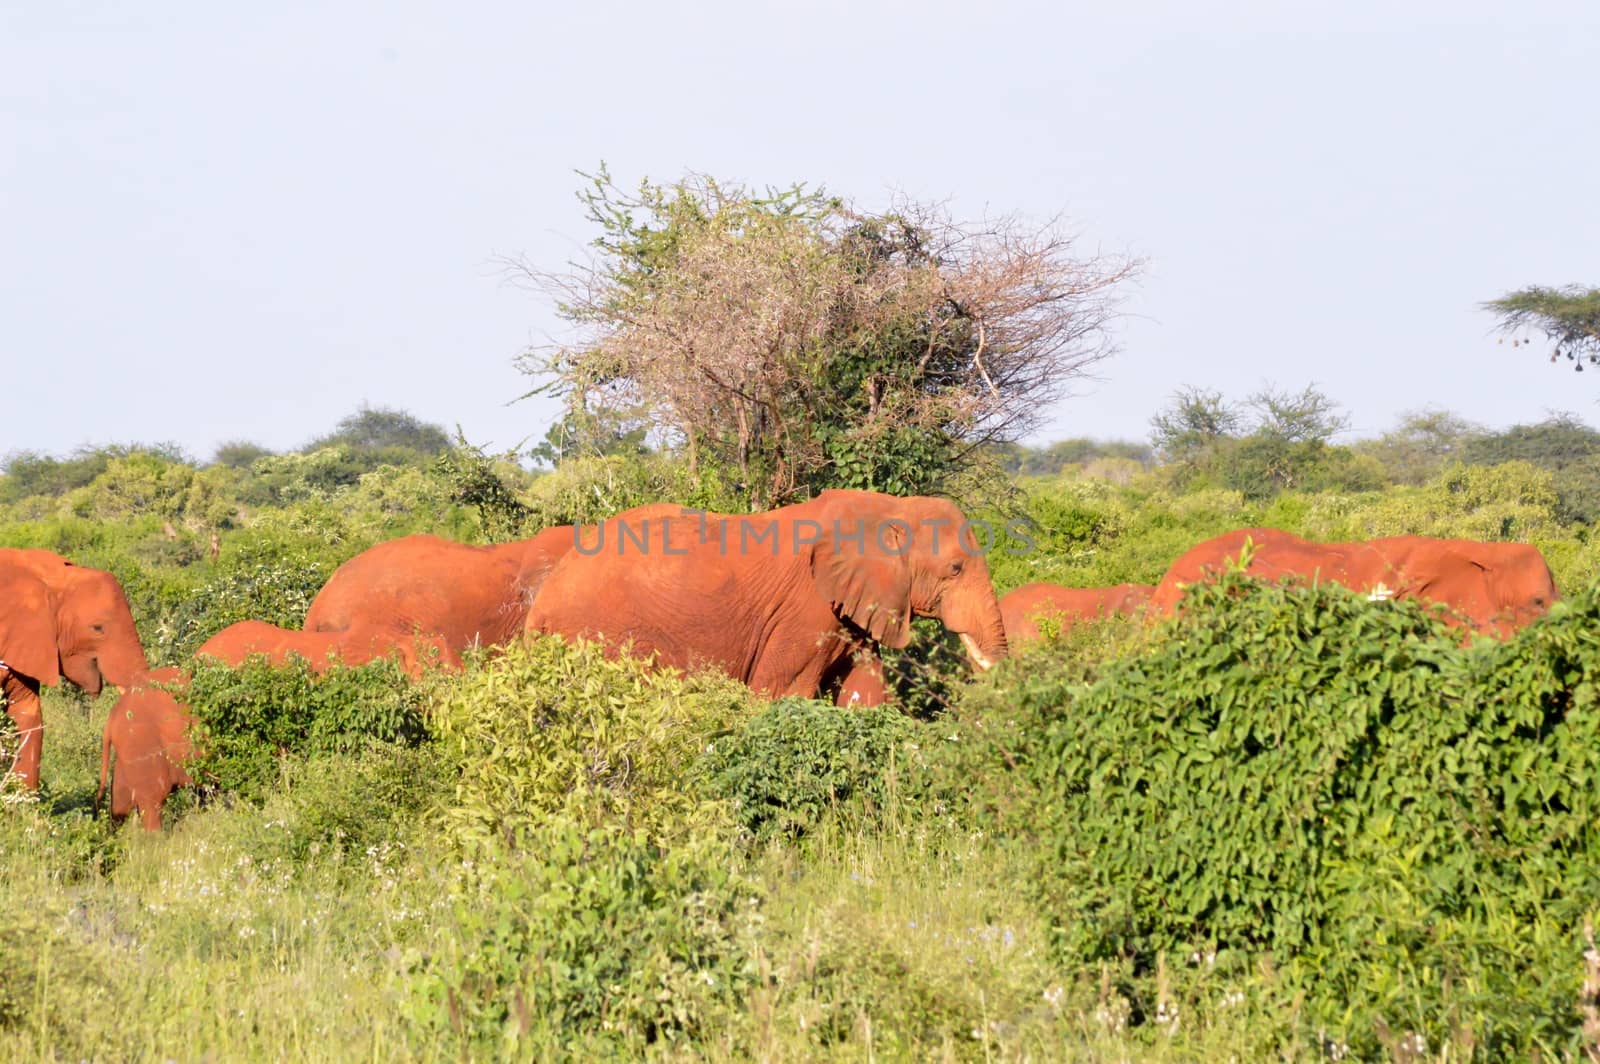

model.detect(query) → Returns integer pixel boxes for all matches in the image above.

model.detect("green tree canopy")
[1352,408,1483,486]
[305,405,451,456]
[1483,285,1600,370]
[211,440,276,469]
[1149,383,1377,499]
[516,166,1141,508]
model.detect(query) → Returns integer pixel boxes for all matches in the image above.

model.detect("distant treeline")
[997,406,1600,523]
[7,400,1600,524]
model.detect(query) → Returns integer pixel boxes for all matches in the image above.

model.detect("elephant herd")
[0,492,1561,832]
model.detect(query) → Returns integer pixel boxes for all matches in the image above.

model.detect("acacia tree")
[1149,383,1371,498]
[1484,286,1600,371]
[516,167,1140,509]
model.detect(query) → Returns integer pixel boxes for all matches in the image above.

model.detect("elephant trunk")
[98,632,152,691]
[943,595,1008,672]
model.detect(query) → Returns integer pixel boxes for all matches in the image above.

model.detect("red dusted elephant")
[999,582,1154,648]
[98,667,196,831]
[525,491,1009,700]
[300,526,582,666]
[832,650,890,708]
[0,548,150,789]
[1148,527,1557,636]
[195,620,449,679]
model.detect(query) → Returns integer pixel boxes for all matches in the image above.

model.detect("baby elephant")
[98,667,197,831]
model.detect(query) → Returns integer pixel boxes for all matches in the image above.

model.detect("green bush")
[701,698,933,842]
[236,746,448,868]
[182,657,428,803]
[149,535,342,662]
[519,454,738,528]
[402,817,758,1056]
[403,638,764,1055]
[995,573,1600,1057]
[431,637,757,848]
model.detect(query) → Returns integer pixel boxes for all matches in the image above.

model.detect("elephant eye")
[948,558,964,577]
[91,623,106,634]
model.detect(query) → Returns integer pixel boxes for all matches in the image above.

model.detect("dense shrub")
[403,817,759,1056]
[409,638,762,1055]
[431,637,756,847]
[148,535,342,662]
[238,746,448,868]
[993,573,1600,1057]
[519,453,739,527]
[702,698,933,842]
[182,657,428,802]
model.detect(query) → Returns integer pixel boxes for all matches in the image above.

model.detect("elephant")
[300,526,581,666]
[97,667,196,831]
[524,490,1010,700]
[1148,527,1557,636]
[0,548,150,789]
[832,650,890,708]
[999,582,1154,648]
[195,620,449,679]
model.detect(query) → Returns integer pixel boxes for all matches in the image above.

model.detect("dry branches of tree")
[514,169,1141,507]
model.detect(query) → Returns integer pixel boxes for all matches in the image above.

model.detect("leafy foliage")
[1484,284,1600,369]
[182,656,429,802]
[430,637,757,849]
[304,404,451,457]
[210,440,276,469]
[149,537,339,663]
[985,573,1600,1057]
[403,816,759,1056]
[408,637,763,1054]
[429,437,536,542]
[701,698,932,842]
[1151,384,1379,500]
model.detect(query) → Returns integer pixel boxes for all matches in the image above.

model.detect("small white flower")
[1366,582,1394,602]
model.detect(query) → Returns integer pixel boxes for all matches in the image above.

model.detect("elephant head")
[1,550,149,789]
[810,491,1009,671]
[0,549,149,695]
[1379,537,1558,635]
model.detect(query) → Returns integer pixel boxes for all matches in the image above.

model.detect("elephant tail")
[95,725,113,817]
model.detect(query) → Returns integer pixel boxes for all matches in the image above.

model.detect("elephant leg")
[830,651,889,709]
[2,675,44,789]
[110,769,134,824]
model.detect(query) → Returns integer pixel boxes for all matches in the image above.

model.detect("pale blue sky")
[4,1,1597,461]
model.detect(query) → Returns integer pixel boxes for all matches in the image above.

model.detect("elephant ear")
[0,565,62,686]
[1414,548,1493,623]
[812,517,914,649]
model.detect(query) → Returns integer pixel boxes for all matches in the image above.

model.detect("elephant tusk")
[959,633,996,671]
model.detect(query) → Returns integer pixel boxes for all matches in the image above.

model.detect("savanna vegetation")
[4,174,1599,1060]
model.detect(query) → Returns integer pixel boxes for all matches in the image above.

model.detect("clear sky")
[4,1,1597,462]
